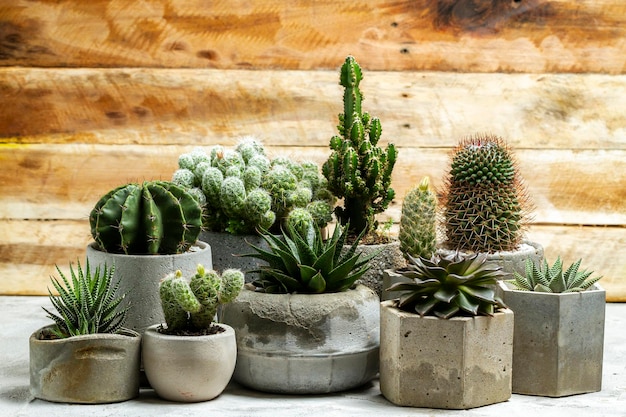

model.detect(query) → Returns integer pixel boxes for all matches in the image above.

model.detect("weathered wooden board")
[1,144,625,225]
[1,0,626,73]
[1,68,625,149]
[2,220,623,300]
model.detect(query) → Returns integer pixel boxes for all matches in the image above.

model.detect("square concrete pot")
[380,300,513,409]
[498,281,605,397]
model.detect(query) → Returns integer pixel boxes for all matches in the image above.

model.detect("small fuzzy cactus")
[159,264,244,333]
[399,176,438,259]
[322,55,397,237]
[90,180,203,255]
[441,134,532,253]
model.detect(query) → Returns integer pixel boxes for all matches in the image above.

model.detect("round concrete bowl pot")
[380,301,513,409]
[86,241,212,334]
[220,284,380,394]
[498,281,605,397]
[29,325,141,404]
[142,323,237,402]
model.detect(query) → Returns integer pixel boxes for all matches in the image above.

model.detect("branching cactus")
[159,264,244,333]
[399,176,438,260]
[441,134,532,253]
[322,56,397,237]
[90,180,203,255]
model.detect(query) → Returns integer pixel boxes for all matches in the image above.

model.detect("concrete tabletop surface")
[1,296,624,417]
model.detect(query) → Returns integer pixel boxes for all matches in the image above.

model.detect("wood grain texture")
[1,68,626,150]
[1,0,626,73]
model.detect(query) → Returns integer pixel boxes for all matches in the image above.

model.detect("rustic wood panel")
[1,0,625,73]
[2,220,624,300]
[1,68,625,150]
[1,144,625,225]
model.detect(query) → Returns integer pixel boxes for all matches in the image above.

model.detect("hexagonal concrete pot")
[86,241,212,334]
[142,324,237,402]
[220,284,380,394]
[30,325,141,404]
[380,301,514,409]
[498,281,606,397]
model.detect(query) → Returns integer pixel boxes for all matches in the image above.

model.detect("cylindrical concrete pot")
[220,284,380,394]
[351,240,406,298]
[30,325,141,404]
[142,323,237,402]
[86,241,212,334]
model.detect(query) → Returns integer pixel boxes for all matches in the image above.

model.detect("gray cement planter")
[220,284,380,394]
[86,241,212,334]
[352,240,405,298]
[380,301,513,409]
[30,325,141,404]
[381,269,412,301]
[498,281,605,397]
[142,324,237,402]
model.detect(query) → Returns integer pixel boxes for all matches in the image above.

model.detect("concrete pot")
[142,324,237,402]
[86,241,212,334]
[220,285,380,394]
[380,301,513,409]
[352,240,405,298]
[29,325,141,404]
[381,269,412,301]
[498,281,605,397]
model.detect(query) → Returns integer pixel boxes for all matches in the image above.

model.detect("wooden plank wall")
[1,0,625,300]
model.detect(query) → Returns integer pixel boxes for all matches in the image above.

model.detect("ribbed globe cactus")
[441,134,531,253]
[322,55,397,238]
[159,264,244,333]
[399,176,438,260]
[89,180,203,255]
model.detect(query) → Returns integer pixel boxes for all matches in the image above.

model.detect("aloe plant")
[509,257,602,293]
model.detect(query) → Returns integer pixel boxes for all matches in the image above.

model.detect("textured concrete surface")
[1,296,625,417]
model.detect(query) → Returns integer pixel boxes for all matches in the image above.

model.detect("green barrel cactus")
[398,176,438,260]
[441,134,531,253]
[159,264,244,333]
[322,55,397,237]
[90,180,203,255]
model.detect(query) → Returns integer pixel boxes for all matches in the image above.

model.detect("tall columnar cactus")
[398,176,438,260]
[322,56,397,237]
[159,264,244,333]
[441,134,531,253]
[90,180,203,255]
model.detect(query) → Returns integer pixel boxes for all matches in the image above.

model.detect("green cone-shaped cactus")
[399,176,437,260]
[159,264,244,333]
[441,134,531,253]
[90,180,203,255]
[322,56,397,237]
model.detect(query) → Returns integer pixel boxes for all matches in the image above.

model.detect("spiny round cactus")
[90,180,203,255]
[159,264,244,333]
[399,176,437,260]
[441,134,531,253]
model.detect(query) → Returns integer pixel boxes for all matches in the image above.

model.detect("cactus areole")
[89,181,203,255]
[322,56,397,238]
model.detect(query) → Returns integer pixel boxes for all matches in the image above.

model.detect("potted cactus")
[142,264,244,402]
[322,55,404,295]
[380,252,513,409]
[220,221,381,394]
[86,180,212,333]
[171,137,334,280]
[438,134,543,278]
[498,257,605,397]
[29,259,141,404]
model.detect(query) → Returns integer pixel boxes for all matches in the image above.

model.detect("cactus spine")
[322,56,397,237]
[159,264,244,333]
[398,176,438,259]
[90,181,203,255]
[441,134,531,253]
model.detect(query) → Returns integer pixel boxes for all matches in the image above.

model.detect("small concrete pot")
[86,241,212,334]
[142,323,237,402]
[498,281,606,397]
[29,325,141,404]
[380,301,513,409]
[352,240,405,298]
[220,285,380,394]
[381,269,412,301]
